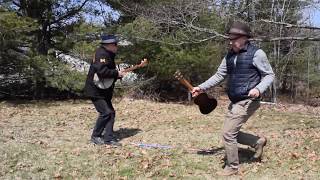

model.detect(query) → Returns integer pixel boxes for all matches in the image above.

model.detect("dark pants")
[91,98,115,142]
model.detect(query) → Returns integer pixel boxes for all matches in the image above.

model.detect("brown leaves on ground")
[0,98,319,179]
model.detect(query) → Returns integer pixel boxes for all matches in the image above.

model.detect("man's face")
[105,43,118,53]
[228,34,248,53]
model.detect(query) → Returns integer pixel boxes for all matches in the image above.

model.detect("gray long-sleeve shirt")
[198,49,275,94]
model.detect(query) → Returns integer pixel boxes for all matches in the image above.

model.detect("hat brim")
[227,33,252,39]
[227,34,243,40]
[228,28,251,38]
[100,39,118,44]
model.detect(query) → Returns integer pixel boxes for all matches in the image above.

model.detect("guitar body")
[193,93,217,114]
[93,73,114,89]
[174,70,217,114]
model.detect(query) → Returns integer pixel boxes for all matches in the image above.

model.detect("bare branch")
[138,35,320,43]
[252,36,320,42]
[12,0,20,8]
[132,35,218,46]
[50,0,89,25]
[259,19,320,30]
[116,0,320,44]
[186,24,228,38]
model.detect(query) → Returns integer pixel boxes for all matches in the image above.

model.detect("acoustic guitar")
[174,70,217,114]
[94,58,148,89]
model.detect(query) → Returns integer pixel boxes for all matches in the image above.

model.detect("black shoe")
[105,140,122,146]
[90,136,105,145]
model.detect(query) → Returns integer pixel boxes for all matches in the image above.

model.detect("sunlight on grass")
[1,99,320,179]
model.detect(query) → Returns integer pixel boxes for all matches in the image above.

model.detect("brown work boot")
[252,136,267,161]
[217,166,238,176]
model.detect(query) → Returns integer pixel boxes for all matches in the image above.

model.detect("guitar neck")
[179,78,194,92]
[122,65,140,73]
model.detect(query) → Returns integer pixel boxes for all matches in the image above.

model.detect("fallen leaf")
[291,152,300,159]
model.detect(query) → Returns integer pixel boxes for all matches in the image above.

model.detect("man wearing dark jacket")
[192,22,275,176]
[84,35,125,146]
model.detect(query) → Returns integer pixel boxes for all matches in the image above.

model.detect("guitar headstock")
[174,70,194,91]
[174,70,184,80]
[137,58,148,68]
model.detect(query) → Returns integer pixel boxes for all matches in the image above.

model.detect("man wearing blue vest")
[192,21,275,176]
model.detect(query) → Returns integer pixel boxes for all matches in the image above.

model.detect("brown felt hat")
[227,21,252,38]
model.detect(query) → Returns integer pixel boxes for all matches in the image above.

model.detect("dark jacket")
[226,43,261,103]
[84,46,119,99]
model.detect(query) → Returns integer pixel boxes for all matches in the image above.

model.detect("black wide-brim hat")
[100,34,118,44]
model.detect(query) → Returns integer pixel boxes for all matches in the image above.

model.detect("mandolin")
[174,70,217,114]
[94,58,148,89]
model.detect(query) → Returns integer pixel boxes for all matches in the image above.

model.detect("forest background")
[1,0,320,105]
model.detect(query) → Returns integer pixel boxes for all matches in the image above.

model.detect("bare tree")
[113,0,320,45]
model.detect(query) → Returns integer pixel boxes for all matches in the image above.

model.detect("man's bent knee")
[99,112,114,119]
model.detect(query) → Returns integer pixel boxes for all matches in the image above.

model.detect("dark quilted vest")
[226,43,261,103]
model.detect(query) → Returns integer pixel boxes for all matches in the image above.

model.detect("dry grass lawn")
[0,98,320,179]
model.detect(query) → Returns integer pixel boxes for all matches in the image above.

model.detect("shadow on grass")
[198,147,259,164]
[238,148,257,163]
[114,128,142,141]
[197,147,224,155]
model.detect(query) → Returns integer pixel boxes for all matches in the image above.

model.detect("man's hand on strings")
[118,70,127,78]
